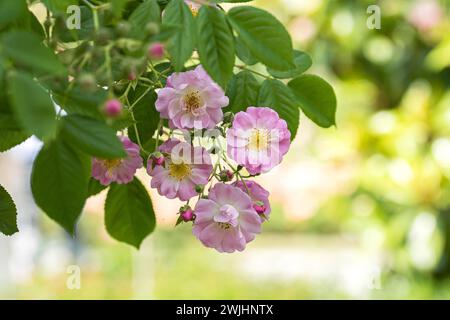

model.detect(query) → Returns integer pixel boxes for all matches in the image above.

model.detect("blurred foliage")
[2,0,450,299]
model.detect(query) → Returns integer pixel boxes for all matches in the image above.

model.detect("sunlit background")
[1,0,450,299]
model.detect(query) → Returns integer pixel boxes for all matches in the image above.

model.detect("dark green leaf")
[0,130,30,152]
[105,178,156,248]
[127,86,159,148]
[288,75,337,128]
[163,0,196,71]
[61,114,126,159]
[0,0,27,28]
[227,6,294,71]
[31,139,91,235]
[267,50,312,79]
[87,178,108,197]
[0,184,19,236]
[129,0,160,39]
[226,71,259,113]
[8,72,58,141]
[197,6,235,89]
[235,36,258,66]
[258,79,300,140]
[2,31,66,76]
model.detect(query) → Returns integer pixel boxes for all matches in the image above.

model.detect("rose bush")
[0,0,336,252]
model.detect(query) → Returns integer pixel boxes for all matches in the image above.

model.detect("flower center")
[183,90,202,113]
[168,162,192,180]
[103,159,122,170]
[217,222,232,230]
[248,128,270,151]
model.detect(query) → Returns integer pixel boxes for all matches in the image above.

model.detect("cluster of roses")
[92,66,291,253]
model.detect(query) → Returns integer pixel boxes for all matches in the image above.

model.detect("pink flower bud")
[180,207,195,222]
[151,152,165,166]
[253,201,266,215]
[148,42,165,60]
[104,99,122,117]
[219,169,234,182]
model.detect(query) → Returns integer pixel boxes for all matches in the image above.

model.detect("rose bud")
[103,99,122,117]
[180,206,195,222]
[219,169,234,182]
[253,201,266,215]
[151,152,165,166]
[148,42,165,60]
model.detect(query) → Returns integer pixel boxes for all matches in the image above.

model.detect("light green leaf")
[226,70,259,113]
[31,139,91,235]
[61,114,126,159]
[227,6,294,71]
[267,50,312,79]
[163,0,196,71]
[197,6,235,89]
[0,184,19,236]
[8,72,57,141]
[129,0,160,39]
[288,74,337,128]
[258,79,300,140]
[1,31,66,76]
[105,178,156,249]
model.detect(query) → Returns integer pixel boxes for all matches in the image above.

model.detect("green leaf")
[8,72,58,141]
[129,0,160,39]
[163,0,196,71]
[87,178,108,197]
[258,79,300,140]
[105,178,156,248]
[226,70,259,113]
[0,184,19,236]
[57,6,96,42]
[0,0,27,28]
[0,130,30,152]
[31,139,91,235]
[288,75,337,128]
[197,6,235,89]
[227,6,294,71]
[1,31,66,76]
[127,86,159,148]
[61,114,126,159]
[267,50,312,79]
[235,36,258,66]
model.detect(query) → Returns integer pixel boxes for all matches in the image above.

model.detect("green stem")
[235,65,272,79]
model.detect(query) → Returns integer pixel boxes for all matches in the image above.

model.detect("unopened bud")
[151,152,165,166]
[218,170,234,182]
[148,42,165,60]
[253,201,266,215]
[103,99,122,117]
[145,22,160,36]
[179,206,195,222]
[195,184,204,193]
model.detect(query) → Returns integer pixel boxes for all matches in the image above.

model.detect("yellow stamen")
[248,128,270,151]
[183,90,202,113]
[218,222,232,230]
[168,163,192,180]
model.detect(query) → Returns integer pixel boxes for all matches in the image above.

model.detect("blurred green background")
[0,0,450,299]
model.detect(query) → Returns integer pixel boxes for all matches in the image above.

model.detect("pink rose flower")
[147,138,213,201]
[234,180,271,221]
[155,65,229,129]
[193,183,262,253]
[227,107,291,175]
[92,136,143,186]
